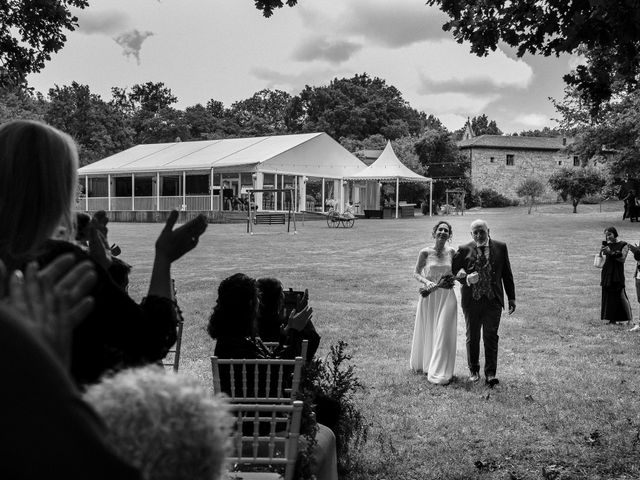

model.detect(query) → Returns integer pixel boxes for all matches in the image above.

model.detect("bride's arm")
[413,249,436,288]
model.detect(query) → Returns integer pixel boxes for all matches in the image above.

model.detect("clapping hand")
[286,305,313,332]
[88,218,112,270]
[0,254,97,368]
[155,210,208,263]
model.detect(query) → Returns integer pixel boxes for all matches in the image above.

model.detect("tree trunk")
[527,199,533,214]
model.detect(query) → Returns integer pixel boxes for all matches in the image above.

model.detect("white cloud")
[292,38,362,64]
[77,9,130,35]
[513,113,551,128]
[114,30,154,65]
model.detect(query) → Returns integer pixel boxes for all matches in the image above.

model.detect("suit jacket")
[452,239,515,309]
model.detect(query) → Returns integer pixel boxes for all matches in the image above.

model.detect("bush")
[298,341,368,476]
[477,188,518,208]
[582,194,603,204]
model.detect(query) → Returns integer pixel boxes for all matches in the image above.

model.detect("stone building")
[458,135,581,202]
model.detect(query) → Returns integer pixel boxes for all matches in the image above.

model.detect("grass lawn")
[110,200,640,480]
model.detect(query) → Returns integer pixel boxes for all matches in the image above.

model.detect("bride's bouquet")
[419,273,456,297]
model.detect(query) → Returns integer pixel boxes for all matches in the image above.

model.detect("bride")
[409,221,459,385]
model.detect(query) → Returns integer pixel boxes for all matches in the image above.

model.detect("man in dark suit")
[452,219,516,386]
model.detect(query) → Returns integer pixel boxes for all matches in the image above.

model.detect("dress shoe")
[468,372,480,382]
[486,376,499,387]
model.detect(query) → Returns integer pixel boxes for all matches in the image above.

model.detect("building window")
[506,154,514,166]
[490,157,495,163]
[573,156,580,166]
[558,161,562,166]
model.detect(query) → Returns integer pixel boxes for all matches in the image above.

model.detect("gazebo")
[345,141,433,218]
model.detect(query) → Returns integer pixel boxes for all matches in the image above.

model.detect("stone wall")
[468,148,581,203]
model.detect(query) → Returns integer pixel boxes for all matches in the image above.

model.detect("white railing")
[112,197,132,211]
[159,196,182,211]
[134,197,156,211]
[87,197,108,211]
[185,196,210,210]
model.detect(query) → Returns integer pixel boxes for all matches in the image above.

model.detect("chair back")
[227,401,303,480]
[163,280,184,372]
[211,356,304,403]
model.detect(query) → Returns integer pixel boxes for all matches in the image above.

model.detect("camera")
[602,241,608,246]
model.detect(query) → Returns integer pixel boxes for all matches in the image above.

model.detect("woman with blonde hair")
[0,120,208,385]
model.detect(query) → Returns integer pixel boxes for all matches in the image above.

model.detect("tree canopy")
[0,0,88,89]
[296,74,426,141]
[426,0,640,116]
[548,167,605,213]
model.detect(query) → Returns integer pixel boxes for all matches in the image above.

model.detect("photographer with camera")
[599,226,632,325]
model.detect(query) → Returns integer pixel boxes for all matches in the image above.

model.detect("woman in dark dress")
[599,226,632,324]
[0,120,207,386]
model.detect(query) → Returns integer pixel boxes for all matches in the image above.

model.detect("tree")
[426,0,640,116]
[296,73,425,141]
[0,0,88,89]
[254,0,299,17]
[470,114,502,136]
[516,178,546,214]
[548,167,606,213]
[0,87,47,123]
[45,82,133,165]
[516,127,564,137]
[228,89,293,135]
[414,129,468,203]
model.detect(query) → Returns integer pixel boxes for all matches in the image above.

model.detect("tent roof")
[345,141,431,183]
[78,132,367,177]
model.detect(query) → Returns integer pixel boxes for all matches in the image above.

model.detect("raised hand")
[88,219,112,270]
[2,255,97,368]
[286,305,313,332]
[155,210,208,263]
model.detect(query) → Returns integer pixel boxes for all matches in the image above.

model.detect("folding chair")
[226,401,303,480]
[211,356,304,403]
[163,279,185,372]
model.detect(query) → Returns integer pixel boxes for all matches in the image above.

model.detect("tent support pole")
[395,178,399,219]
[429,179,433,216]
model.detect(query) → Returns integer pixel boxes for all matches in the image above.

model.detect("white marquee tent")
[345,141,432,218]
[77,132,367,214]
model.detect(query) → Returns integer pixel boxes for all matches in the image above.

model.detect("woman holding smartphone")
[599,226,632,324]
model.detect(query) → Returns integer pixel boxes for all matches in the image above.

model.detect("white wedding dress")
[409,247,457,384]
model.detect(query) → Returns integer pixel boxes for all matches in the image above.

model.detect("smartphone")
[283,288,307,316]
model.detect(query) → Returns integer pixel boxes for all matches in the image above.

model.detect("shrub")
[298,341,368,476]
[477,188,518,208]
[582,194,603,204]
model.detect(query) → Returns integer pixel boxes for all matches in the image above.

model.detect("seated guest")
[0,257,140,479]
[207,273,312,364]
[0,120,208,386]
[84,367,231,480]
[256,278,319,361]
[207,273,337,480]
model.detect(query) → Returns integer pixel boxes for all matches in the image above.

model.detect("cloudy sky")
[28,0,578,134]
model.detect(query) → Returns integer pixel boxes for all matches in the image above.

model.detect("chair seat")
[226,472,282,480]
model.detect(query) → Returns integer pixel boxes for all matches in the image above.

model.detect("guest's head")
[84,366,232,480]
[109,257,132,292]
[0,120,78,264]
[207,273,259,339]
[604,226,618,242]
[470,219,489,245]
[75,212,92,245]
[256,277,285,340]
[432,221,452,241]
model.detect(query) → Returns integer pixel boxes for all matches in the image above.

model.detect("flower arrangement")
[325,198,338,208]
[419,273,456,297]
